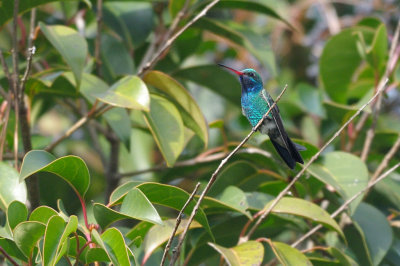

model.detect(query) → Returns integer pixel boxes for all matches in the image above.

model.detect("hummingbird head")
[218,64,263,93]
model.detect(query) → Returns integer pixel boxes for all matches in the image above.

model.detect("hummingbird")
[219,64,305,169]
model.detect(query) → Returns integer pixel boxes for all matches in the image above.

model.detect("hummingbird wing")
[261,90,304,167]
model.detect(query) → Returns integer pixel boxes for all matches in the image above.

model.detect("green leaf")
[92,228,130,265]
[208,161,258,197]
[320,27,373,103]
[68,235,88,262]
[7,201,28,230]
[0,162,27,211]
[13,221,46,257]
[301,116,319,146]
[109,182,213,239]
[100,33,134,78]
[144,94,184,166]
[365,24,388,74]
[95,75,150,110]
[29,206,58,224]
[43,215,78,266]
[209,241,264,266]
[20,150,90,197]
[143,71,208,147]
[78,72,132,146]
[39,23,87,87]
[349,203,392,266]
[120,188,163,225]
[86,248,110,263]
[94,188,162,228]
[297,83,326,118]
[0,237,28,262]
[169,0,194,17]
[269,241,312,266]
[173,65,241,104]
[214,0,292,28]
[264,197,344,238]
[218,186,248,213]
[323,101,358,124]
[307,151,369,214]
[143,219,201,263]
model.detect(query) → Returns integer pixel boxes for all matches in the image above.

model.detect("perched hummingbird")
[219,64,305,169]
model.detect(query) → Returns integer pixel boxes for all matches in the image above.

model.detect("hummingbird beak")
[218,64,244,76]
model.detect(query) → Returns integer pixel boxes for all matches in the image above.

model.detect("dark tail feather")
[287,137,304,165]
[270,139,296,169]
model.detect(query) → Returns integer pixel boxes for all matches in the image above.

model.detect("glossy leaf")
[0,237,27,262]
[308,151,369,214]
[144,94,184,166]
[269,241,312,266]
[143,219,201,263]
[13,221,46,257]
[143,70,208,146]
[264,197,344,238]
[95,75,150,110]
[209,241,264,266]
[92,228,130,265]
[320,27,376,103]
[20,150,90,197]
[120,188,163,225]
[39,23,87,86]
[77,72,132,146]
[218,186,248,213]
[109,182,213,238]
[297,83,326,118]
[85,248,110,264]
[0,162,27,211]
[7,201,28,230]
[94,188,162,228]
[173,65,241,104]
[350,203,392,265]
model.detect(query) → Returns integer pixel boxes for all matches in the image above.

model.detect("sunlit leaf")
[0,162,27,211]
[39,23,87,87]
[209,241,264,266]
[20,150,90,197]
[269,241,312,266]
[144,95,184,166]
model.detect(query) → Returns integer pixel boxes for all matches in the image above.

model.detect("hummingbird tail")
[270,137,304,169]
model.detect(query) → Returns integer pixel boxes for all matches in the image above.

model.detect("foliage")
[0,0,399,265]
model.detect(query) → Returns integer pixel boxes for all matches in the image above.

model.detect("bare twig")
[0,246,19,266]
[161,182,201,266]
[20,46,35,97]
[137,0,220,77]
[291,162,400,248]
[243,79,388,242]
[95,0,103,76]
[371,134,400,182]
[360,20,400,161]
[27,8,36,49]
[168,85,288,265]
[345,112,369,151]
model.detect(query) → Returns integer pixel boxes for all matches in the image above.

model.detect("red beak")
[218,64,244,76]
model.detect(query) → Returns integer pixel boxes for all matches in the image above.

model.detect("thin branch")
[0,246,19,266]
[371,134,400,182]
[161,182,201,266]
[291,162,400,248]
[243,79,388,241]
[360,20,400,161]
[345,112,369,151]
[95,0,103,76]
[27,8,36,49]
[137,0,220,77]
[20,46,35,97]
[168,85,288,265]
